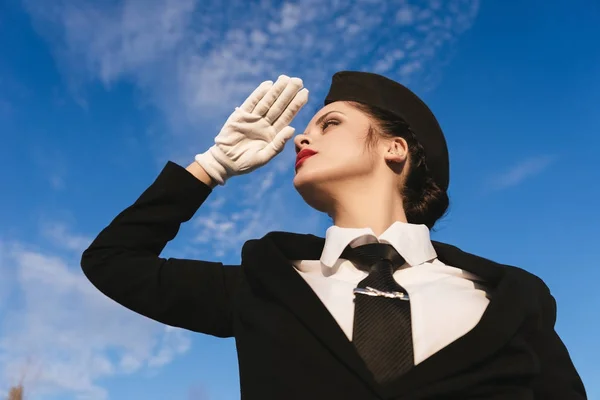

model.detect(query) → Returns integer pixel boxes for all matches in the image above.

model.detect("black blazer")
[81,162,586,400]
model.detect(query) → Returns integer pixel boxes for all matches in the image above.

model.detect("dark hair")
[350,102,449,229]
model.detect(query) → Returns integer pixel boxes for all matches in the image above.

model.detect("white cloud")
[190,168,321,259]
[489,155,557,191]
[396,6,416,25]
[19,0,483,301]
[40,222,92,254]
[0,228,191,400]
[23,0,481,132]
[187,384,210,400]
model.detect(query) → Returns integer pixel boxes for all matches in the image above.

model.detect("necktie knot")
[340,243,406,273]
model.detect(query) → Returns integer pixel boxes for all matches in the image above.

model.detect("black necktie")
[340,243,414,384]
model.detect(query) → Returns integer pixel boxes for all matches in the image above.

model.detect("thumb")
[259,126,295,163]
[272,126,295,153]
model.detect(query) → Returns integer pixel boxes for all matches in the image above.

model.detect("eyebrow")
[314,110,345,127]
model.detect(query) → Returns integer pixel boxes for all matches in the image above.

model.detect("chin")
[293,165,322,192]
[293,171,331,213]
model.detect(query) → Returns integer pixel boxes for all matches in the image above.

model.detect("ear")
[383,137,408,164]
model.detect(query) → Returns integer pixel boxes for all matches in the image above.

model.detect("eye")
[320,118,340,131]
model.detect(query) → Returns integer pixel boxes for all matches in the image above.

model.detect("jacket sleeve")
[81,161,241,338]
[531,286,587,399]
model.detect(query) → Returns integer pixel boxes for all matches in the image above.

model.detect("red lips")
[295,149,317,169]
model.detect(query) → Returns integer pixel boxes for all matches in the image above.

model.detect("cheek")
[295,145,373,183]
[333,139,374,167]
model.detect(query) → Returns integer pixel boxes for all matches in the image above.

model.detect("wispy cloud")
[0,226,191,400]
[23,0,481,247]
[190,174,321,259]
[489,155,557,191]
[187,384,210,400]
[29,145,69,192]
[23,0,480,130]
[40,222,92,254]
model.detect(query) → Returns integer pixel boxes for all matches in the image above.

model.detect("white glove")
[195,75,309,185]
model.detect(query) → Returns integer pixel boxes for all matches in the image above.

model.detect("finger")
[273,88,309,132]
[239,80,274,113]
[265,77,304,123]
[258,126,295,164]
[253,75,291,116]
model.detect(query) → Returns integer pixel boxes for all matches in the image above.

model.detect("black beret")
[324,71,449,192]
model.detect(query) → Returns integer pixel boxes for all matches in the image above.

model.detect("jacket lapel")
[242,232,382,396]
[381,241,535,397]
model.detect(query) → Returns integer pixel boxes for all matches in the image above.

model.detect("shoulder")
[432,240,551,293]
[434,241,557,322]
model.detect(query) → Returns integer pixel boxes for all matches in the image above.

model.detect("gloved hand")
[195,75,309,185]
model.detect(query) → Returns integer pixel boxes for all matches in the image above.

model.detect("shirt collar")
[319,221,437,268]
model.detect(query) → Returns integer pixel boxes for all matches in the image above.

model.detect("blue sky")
[1,0,599,399]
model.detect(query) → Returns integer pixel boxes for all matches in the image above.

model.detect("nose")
[293,133,311,154]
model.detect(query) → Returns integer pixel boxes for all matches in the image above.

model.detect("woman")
[81,72,586,399]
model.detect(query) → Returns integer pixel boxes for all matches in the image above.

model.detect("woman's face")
[293,101,383,212]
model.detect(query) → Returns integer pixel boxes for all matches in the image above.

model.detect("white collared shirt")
[291,221,491,365]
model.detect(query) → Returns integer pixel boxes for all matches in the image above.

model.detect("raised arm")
[81,161,240,337]
[81,75,309,338]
